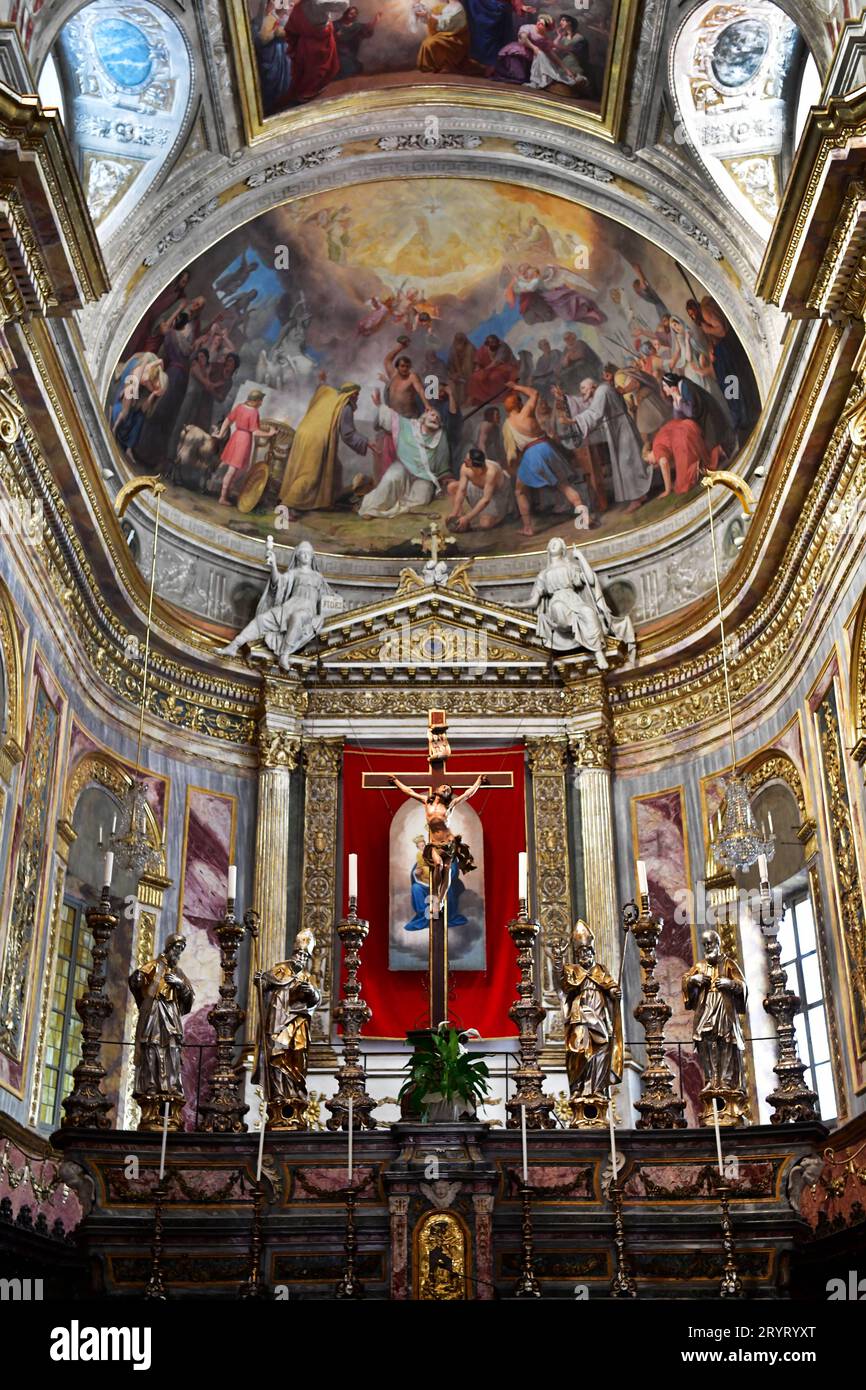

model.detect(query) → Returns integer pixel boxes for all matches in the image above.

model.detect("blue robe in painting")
[254,17,292,114]
[404,860,468,931]
[464,0,514,66]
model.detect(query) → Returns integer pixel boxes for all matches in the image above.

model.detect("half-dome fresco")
[108,177,760,558]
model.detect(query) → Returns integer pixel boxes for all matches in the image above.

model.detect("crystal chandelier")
[111,477,166,878]
[113,777,161,877]
[703,474,775,873]
[712,772,775,874]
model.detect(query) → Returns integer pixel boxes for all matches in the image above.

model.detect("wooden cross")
[362,709,512,1028]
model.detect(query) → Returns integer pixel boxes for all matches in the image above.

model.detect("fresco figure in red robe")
[284,0,341,105]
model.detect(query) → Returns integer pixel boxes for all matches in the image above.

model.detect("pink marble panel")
[178,787,235,1126]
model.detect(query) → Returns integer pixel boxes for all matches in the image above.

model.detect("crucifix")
[363,710,512,1028]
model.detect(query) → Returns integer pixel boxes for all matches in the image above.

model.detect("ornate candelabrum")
[505,900,555,1130]
[326,895,377,1132]
[61,885,117,1130]
[198,899,258,1133]
[335,1185,364,1299]
[239,1181,269,1300]
[758,881,819,1123]
[716,1183,744,1298]
[608,1182,637,1298]
[513,1181,542,1299]
[143,1182,168,1300]
[628,897,687,1130]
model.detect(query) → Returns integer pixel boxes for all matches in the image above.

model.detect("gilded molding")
[613,330,857,746]
[0,358,257,745]
[63,752,165,874]
[299,737,343,1041]
[816,696,866,1060]
[848,583,866,766]
[743,751,809,823]
[0,574,25,779]
[526,737,571,1042]
[262,675,308,718]
[807,180,866,319]
[224,0,642,147]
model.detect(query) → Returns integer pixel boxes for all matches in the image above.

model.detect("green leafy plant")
[398,1025,491,1119]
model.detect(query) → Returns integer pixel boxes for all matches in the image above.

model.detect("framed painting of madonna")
[227,0,640,141]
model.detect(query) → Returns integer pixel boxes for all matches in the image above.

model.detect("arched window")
[673,2,821,240]
[37,1,192,243]
[37,784,138,1130]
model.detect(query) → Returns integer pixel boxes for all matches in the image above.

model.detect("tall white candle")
[608,1089,618,1187]
[348,1095,354,1183]
[102,851,114,891]
[159,1100,170,1181]
[757,853,769,885]
[256,1091,267,1183]
[636,860,649,899]
[767,811,774,835]
[520,1102,528,1184]
[98,824,104,846]
[711,1097,724,1177]
[348,853,358,901]
[518,851,527,904]
[227,864,237,901]
[111,814,117,835]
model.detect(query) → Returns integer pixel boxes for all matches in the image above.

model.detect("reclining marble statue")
[553,920,623,1127]
[220,537,342,667]
[128,932,195,1131]
[518,537,636,669]
[254,928,321,1130]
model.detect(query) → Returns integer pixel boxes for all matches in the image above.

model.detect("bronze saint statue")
[682,928,750,1126]
[255,928,320,1130]
[553,921,623,1128]
[128,933,194,1131]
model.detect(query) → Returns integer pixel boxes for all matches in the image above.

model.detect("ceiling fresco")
[235,0,628,128]
[106,176,761,563]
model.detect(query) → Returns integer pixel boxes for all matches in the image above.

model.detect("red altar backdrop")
[341,745,527,1039]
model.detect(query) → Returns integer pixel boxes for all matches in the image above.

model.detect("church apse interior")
[1,0,866,1335]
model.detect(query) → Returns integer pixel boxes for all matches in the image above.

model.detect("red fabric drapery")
[341,745,526,1039]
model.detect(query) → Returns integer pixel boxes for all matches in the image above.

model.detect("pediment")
[313,580,548,678]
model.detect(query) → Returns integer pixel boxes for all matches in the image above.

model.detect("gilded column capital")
[526,736,568,775]
[302,736,344,776]
[258,728,301,770]
[569,724,613,771]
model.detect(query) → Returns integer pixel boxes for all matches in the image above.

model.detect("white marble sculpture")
[520,537,635,669]
[219,538,342,668]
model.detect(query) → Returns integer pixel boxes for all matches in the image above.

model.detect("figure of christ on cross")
[361,710,512,1027]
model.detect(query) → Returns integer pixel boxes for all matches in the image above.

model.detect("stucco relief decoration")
[42,0,192,241]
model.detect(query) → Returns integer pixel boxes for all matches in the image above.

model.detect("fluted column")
[526,737,572,1041]
[569,721,619,976]
[247,674,306,1037]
